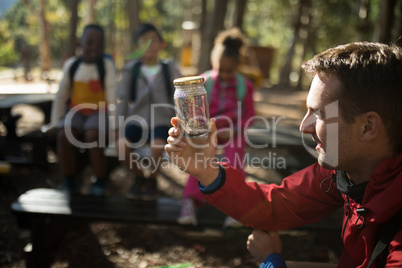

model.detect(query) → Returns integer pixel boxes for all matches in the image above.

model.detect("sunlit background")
[0,0,401,88]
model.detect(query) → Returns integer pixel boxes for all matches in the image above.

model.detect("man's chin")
[317,154,338,170]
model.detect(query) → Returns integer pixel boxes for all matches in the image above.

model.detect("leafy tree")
[197,0,229,72]
[38,0,52,74]
[2,1,33,66]
[1,0,399,85]
[63,0,80,59]
[0,21,19,66]
[377,0,399,43]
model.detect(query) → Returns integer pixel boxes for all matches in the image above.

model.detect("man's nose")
[299,114,316,133]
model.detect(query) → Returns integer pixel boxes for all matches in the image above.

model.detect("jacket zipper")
[342,196,351,240]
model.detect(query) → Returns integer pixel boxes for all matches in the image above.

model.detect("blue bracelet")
[260,253,287,268]
[199,164,225,194]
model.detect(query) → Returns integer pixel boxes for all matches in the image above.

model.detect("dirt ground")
[0,162,342,268]
[0,85,343,267]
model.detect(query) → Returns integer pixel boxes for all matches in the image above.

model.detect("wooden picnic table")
[0,93,55,139]
[11,188,227,268]
[0,94,55,166]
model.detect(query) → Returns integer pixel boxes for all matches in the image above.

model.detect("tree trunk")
[197,0,229,73]
[357,0,372,41]
[198,0,207,51]
[38,0,51,77]
[105,2,114,62]
[126,0,141,49]
[377,0,397,43]
[87,0,96,24]
[197,0,209,73]
[297,0,312,89]
[279,0,305,86]
[67,0,80,59]
[233,0,247,30]
[396,0,402,42]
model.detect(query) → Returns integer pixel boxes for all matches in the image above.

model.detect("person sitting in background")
[116,23,181,201]
[177,28,255,228]
[50,24,117,196]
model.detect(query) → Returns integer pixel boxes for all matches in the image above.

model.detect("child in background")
[178,28,255,227]
[116,23,181,201]
[50,24,117,196]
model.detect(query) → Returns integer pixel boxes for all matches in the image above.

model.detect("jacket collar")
[336,170,368,204]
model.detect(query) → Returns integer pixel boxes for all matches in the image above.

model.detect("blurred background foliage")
[0,0,400,87]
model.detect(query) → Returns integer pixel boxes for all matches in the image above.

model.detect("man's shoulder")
[300,162,335,179]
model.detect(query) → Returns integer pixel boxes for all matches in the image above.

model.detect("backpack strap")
[204,71,214,102]
[69,57,83,88]
[69,57,106,89]
[66,57,83,107]
[368,211,402,268]
[160,60,174,103]
[130,60,174,103]
[96,57,106,89]
[129,61,142,102]
[235,73,246,102]
[204,71,247,103]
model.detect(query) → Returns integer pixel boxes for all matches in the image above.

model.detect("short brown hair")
[302,42,402,153]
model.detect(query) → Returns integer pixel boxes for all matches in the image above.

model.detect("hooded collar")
[337,153,402,206]
[336,170,368,204]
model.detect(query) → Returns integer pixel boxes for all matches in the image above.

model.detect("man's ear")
[161,42,167,49]
[359,112,382,141]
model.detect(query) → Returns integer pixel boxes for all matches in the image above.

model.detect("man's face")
[300,74,359,170]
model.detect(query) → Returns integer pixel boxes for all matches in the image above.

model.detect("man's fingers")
[171,117,181,128]
[168,127,175,136]
[164,143,184,153]
[168,126,181,137]
[271,232,282,253]
[166,136,187,148]
[247,233,254,242]
[247,233,254,248]
[253,229,265,237]
[209,118,217,133]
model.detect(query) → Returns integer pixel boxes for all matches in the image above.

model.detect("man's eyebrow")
[309,107,326,116]
[308,106,320,113]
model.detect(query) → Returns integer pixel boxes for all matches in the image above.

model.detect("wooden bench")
[0,94,55,166]
[11,188,227,268]
[0,94,54,138]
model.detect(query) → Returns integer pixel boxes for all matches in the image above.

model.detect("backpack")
[66,56,106,108]
[203,71,246,103]
[367,210,402,268]
[69,56,106,89]
[129,60,174,103]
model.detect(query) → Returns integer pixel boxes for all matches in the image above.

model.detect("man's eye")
[314,110,322,118]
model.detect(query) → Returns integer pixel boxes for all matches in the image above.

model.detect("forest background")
[0,0,401,88]
[0,1,401,266]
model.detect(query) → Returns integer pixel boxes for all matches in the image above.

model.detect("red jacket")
[203,153,402,267]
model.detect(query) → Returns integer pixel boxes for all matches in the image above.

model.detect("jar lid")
[173,76,204,85]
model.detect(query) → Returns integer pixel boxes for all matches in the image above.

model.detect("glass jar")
[173,76,210,138]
